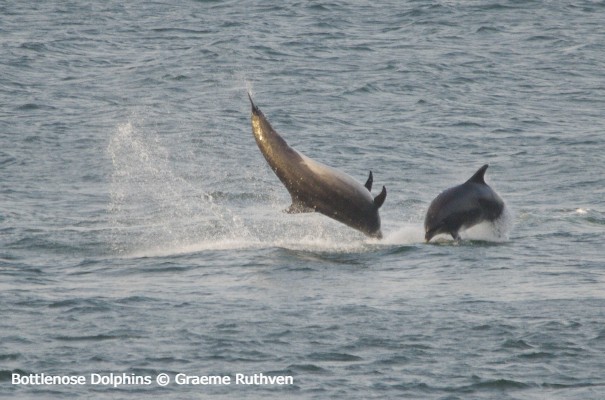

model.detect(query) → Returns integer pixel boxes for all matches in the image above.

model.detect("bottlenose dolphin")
[248,94,387,238]
[424,164,504,242]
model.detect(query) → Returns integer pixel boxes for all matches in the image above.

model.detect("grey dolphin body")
[248,94,387,238]
[424,164,504,242]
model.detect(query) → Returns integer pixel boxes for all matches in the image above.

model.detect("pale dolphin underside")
[424,164,504,242]
[248,93,387,238]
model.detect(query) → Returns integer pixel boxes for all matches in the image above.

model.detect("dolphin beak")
[247,92,258,114]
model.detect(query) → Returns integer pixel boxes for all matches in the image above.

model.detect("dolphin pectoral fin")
[373,186,387,209]
[364,171,373,191]
[451,232,461,241]
[284,202,315,214]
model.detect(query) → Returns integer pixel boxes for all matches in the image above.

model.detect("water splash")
[382,223,425,245]
[450,205,514,243]
[107,117,252,255]
[106,115,376,257]
[106,111,513,257]
[389,206,514,245]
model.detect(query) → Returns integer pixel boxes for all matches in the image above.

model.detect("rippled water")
[1,1,604,399]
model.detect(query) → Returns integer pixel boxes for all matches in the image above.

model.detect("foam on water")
[387,207,514,245]
[127,236,377,259]
[465,205,514,242]
[382,223,426,245]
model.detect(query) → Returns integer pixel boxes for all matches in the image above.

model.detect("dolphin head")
[424,208,449,242]
[424,225,439,243]
[248,92,265,139]
[248,92,260,114]
[365,221,383,239]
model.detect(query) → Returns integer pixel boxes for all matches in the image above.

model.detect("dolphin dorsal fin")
[374,186,387,209]
[364,171,373,191]
[467,164,489,184]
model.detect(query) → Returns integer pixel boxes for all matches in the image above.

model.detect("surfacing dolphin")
[424,164,505,242]
[248,93,387,238]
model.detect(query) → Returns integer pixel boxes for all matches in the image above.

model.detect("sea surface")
[1,1,605,399]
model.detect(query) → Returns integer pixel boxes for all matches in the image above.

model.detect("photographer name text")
[12,372,293,387]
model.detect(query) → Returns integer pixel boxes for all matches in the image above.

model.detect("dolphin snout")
[424,229,435,243]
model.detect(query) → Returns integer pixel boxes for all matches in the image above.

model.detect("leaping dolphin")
[424,164,505,242]
[248,93,387,238]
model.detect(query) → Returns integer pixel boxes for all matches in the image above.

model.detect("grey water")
[1,1,604,399]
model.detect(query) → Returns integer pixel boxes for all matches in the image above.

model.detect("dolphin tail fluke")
[373,186,387,209]
[467,164,489,184]
[364,171,373,191]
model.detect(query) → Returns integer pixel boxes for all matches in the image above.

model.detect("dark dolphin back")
[466,164,504,220]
